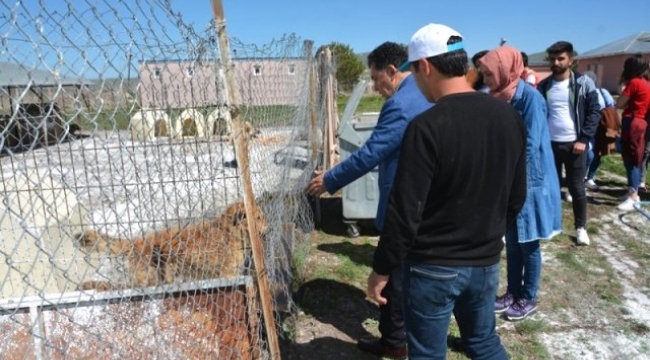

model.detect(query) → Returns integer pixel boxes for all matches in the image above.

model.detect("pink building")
[576,32,650,94]
[138,58,308,108]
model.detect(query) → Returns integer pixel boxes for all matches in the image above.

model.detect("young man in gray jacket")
[537,41,601,246]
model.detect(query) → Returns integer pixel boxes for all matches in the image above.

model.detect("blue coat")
[510,81,563,242]
[323,74,432,230]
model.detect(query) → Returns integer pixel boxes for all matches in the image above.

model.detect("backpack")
[595,89,621,156]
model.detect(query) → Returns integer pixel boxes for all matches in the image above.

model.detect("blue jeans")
[639,128,650,184]
[505,226,541,302]
[621,117,645,191]
[403,262,509,360]
[624,159,642,190]
[585,139,601,180]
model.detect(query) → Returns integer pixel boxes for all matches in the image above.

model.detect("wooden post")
[305,40,320,169]
[318,48,338,170]
[210,1,281,359]
[327,53,338,170]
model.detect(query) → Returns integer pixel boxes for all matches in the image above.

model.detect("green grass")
[61,104,300,133]
[337,94,384,115]
[69,108,132,131]
[598,153,626,177]
[504,336,552,360]
[334,257,368,283]
[240,105,298,127]
[515,319,548,335]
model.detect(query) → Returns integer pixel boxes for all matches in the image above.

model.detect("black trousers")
[378,263,406,348]
[551,141,587,228]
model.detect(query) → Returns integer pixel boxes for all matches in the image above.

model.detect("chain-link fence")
[0,1,333,358]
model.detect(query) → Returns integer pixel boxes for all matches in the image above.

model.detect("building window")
[185,67,195,78]
[253,65,262,76]
[288,64,296,75]
[153,67,161,79]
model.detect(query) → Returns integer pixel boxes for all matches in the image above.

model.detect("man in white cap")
[367,23,526,359]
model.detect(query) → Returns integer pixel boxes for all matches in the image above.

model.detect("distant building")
[0,62,89,111]
[526,52,553,83]
[576,32,650,94]
[137,58,309,109]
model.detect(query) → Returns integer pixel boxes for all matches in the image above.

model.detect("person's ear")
[386,64,398,77]
[418,58,430,75]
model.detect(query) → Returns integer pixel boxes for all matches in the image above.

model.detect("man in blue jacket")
[306,41,432,359]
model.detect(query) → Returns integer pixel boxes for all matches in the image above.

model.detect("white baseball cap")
[398,23,464,71]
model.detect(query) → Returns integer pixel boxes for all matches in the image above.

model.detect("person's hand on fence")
[366,271,389,305]
[306,170,327,197]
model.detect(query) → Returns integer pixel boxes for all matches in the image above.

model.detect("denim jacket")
[324,74,432,230]
[510,81,563,242]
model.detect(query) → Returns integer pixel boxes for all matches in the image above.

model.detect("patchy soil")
[280,172,650,360]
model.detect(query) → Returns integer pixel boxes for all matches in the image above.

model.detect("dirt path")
[538,201,650,360]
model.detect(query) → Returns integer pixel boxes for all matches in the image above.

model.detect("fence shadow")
[280,336,378,360]
[291,278,378,342]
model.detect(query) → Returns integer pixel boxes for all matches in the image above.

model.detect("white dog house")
[130,109,178,141]
[177,108,208,137]
[206,106,232,136]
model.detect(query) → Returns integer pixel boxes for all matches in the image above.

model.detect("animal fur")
[76,201,267,291]
[217,120,261,146]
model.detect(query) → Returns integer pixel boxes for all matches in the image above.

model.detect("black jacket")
[537,71,601,145]
[373,92,527,275]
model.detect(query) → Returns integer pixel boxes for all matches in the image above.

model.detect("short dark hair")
[413,36,468,77]
[621,54,650,82]
[546,41,574,56]
[521,52,529,67]
[471,50,489,68]
[367,42,408,70]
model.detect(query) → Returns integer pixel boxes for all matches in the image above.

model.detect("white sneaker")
[576,227,590,246]
[565,192,573,203]
[585,179,599,190]
[617,198,637,212]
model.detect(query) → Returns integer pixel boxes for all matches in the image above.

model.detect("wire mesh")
[0,1,328,358]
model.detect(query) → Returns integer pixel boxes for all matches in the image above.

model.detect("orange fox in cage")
[75,201,267,291]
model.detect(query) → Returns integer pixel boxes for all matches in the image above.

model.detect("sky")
[2,0,650,80]
[180,0,650,57]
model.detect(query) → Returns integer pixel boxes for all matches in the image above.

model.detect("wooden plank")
[306,40,319,169]
[245,281,262,359]
[210,1,281,359]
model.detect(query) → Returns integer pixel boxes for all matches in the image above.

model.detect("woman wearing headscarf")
[478,46,562,321]
[616,55,650,211]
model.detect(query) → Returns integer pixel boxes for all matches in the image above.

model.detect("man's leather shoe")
[356,338,407,359]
